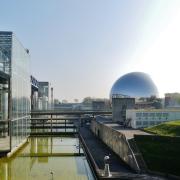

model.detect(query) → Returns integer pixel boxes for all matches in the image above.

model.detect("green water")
[0,137,94,180]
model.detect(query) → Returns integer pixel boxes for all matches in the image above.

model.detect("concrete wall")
[91,119,140,172]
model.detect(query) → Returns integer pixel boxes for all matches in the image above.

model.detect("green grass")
[144,120,180,136]
[135,135,180,176]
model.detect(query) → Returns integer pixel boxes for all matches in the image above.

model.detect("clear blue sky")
[1,0,180,102]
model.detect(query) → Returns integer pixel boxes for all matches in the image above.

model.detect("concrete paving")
[0,136,10,151]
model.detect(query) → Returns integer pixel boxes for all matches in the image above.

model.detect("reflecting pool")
[0,137,94,180]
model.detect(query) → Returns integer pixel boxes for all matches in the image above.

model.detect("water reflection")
[22,137,83,155]
[0,137,94,180]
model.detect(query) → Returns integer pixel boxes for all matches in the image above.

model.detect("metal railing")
[30,117,79,135]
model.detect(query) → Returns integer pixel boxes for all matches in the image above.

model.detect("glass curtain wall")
[0,48,10,151]
[11,33,31,149]
[0,31,31,151]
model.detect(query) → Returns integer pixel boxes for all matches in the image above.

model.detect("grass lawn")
[135,135,180,176]
[144,120,180,136]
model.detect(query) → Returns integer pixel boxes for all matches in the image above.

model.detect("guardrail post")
[65,119,66,132]
[51,114,52,133]
[78,137,80,155]
[9,120,12,151]
[43,119,44,131]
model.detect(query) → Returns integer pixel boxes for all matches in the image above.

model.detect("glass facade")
[0,49,9,121]
[0,31,31,150]
[0,48,10,151]
[0,48,10,74]
[134,111,169,128]
[11,33,31,149]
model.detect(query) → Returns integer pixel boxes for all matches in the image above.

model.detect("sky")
[1,0,180,102]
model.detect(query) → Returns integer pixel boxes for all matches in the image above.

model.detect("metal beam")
[31,110,112,116]
[31,117,91,121]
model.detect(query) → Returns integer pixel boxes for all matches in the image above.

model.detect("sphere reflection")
[110,72,158,98]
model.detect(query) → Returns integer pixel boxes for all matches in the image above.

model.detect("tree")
[54,99,60,105]
[62,99,68,104]
[74,99,79,103]
[83,97,93,104]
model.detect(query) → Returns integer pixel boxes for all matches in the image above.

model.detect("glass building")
[38,82,49,110]
[0,31,31,152]
[31,75,39,110]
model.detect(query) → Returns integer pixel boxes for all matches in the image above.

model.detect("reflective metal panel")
[110,72,158,98]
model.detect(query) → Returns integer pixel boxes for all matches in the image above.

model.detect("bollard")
[102,156,112,177]
[50,171,53,180]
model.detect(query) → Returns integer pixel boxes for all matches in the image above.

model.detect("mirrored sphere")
[110,72,158,98]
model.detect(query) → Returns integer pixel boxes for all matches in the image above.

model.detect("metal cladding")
[110,72,158,98]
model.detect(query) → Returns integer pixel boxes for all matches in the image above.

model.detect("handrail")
[79,133,99,180]
[125,136,140,172]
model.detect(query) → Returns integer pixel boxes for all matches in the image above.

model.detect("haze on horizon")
[1,0,180,102]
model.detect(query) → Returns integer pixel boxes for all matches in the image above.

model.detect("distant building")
[135,97,162,109]
[38,82,49,110]
[54,103,74,111]
[112,97,135,123]
[126,109,180,129]
[92,101,105,111]
[31,75,39,110]
[38,82,49,97]
[165,93,180,108]
[30,78,51,110]
[54,99,60,106]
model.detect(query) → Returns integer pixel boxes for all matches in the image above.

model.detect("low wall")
[91,119,140,172]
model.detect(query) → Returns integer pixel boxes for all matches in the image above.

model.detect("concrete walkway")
[80,125,133,173]
[79,125,168,180]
